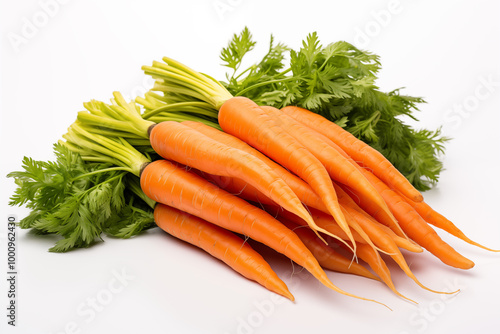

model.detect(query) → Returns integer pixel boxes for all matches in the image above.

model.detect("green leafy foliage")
[8,144,156,252]
[220,28,449,190]
[220,27,256,78]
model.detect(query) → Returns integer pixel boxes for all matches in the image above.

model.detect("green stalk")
[63,122,150,177]
[79,93,156,140]
[142,101,217,119]
[147,115,221,130]
[72,167,131,181]
[235,76,299,97]
[142,57,233,110]
[76,112,146,139]
[126,177,156,210]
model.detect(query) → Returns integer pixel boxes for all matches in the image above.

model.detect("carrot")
[338,204,446,293]
[154,203,294,300]
[182,121,322,208]
[377,224,422,253]
[183,121,333,214]
[269,205,379,254]
[141,159,384,305]
[195,172,356,254]
[262,110,404,238]
[330,184,457,294]
[260,105,395,224]
[281,105,423,202]
[347,169,475,270]
[396,193,500,252]
[218,97,355,249]
[278,217,379,281]
[344,243,416,303]
[201,173,279,208]
[332,183,421,253]
[149,121,326,242]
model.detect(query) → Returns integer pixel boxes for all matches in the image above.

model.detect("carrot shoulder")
[281,105,423,202]
[218,97,355,249]
[183,121,329,212]
[149,121,318,241]
[154,203,294,300]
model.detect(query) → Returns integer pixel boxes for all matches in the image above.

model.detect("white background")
[1,0,500,333]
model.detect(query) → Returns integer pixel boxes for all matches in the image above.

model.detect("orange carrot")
[149,121,327,242]
[260,105,394,223]
[331,184,456,294]
[376,224,422,253]
[343,243,416,303]
[199,172,277,207]
[260,110,403,238]
[278,217,379,281]
[141,159,384,305]
[269,205,375,253]
[218,97,355,249]
[347,169,475,270]
[397,192,500,252]
[281,105,423,202]
[182,120,321,208]
[154,203,294,300]
[332,183,421,253]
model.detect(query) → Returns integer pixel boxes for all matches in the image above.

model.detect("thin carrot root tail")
[408,272,460,295]
[396,292,418,305]
[316,226,357,255]
[313,270,391,310]
[475,244,500,252]
[325,280,393,311]
[453,235,500,252]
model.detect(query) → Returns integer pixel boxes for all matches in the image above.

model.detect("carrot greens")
[7,144,154,252]
[219,28,449,191]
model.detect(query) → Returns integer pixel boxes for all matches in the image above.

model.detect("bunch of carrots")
[50,53,497,306]
[9,35,498,307]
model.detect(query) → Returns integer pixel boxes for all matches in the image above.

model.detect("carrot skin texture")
[397,193,500,252]
[141,160,377,302]
[281,105,423,202]
[149,121,316,236]
[184,121,331,213]
[269,205,367,245]
[353,170,475,270]
[346,243,416,303]
[333,183,421,253]
[279,218,379,281]
[218,97,354,247]
[182,121,320,208]
[260,106,394,224]
[264,110,402,237]
[154,203,294,300]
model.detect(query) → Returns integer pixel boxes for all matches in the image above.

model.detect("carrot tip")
[283,291,295,302]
